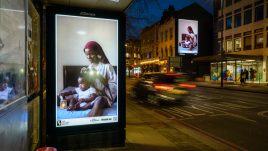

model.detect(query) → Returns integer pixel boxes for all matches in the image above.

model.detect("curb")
[195,84,268,94]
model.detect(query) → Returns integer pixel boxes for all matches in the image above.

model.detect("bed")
[56,65,117,120]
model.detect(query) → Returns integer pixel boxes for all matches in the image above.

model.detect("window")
[218,18,223,32]
[244,9,252,25]
[267,31,268,47]
[254,28,264,49]
[161,48,163,58]
[134,53,137,58]
[234,0,241,3]
[161,32,163,42]
[226,15,232,29]
[226,37,233,52]
[234,13,241,27]
[234,37,241,51]
[226,0,232,7]
[165,47,168,57]
[255,5,264,21]
[243,31,252,50]
[126,53,130,58]
[267,3,268,18]
[255,33,263,48]
[165,30,168,41]
[170,28,173,40]
[217,39,223,54]
[170,46,173,57]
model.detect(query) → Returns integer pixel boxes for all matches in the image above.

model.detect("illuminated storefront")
[209,55,263,82]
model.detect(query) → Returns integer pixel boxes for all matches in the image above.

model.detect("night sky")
[126,0,214,39]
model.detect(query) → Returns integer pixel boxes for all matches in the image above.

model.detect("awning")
[193,54,263,62]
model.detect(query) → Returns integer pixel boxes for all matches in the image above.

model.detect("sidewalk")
[85,100,243,151]
[190,80,268,94]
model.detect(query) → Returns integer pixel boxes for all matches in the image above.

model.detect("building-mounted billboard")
[178,19,198,54]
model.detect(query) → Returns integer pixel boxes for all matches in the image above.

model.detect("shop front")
[193,54,265,83]
[211,60,262,82]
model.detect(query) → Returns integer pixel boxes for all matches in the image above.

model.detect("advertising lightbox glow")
[178,19,198,54]
[55,14,118,127]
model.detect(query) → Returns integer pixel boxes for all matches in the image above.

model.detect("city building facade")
[140,4,213,75]
[211,0,268,82]
[125,39,141,76]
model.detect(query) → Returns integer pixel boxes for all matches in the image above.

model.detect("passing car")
[131,72,196,105]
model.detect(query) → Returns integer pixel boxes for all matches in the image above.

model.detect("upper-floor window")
[134,53,137,58]
[255,5,264,21]
[126,53,130,58]
[226,15,232,29]
[170,46,173,57]
[218,39,223,53]
[234,13,241,27]
[244,9,252,24]
[254,28,263,49]
[226,0,232,7]
[218,18,223,32]
[161,48,163,58]
[234,0,241,3]
[267,30,268,47]
[165,47,168,57]
[267,3,268,18]
[243,31,252,50]
[165,30,168,41]
[234,34,242,51]
[226,37,233,52]
[170,28,173,40]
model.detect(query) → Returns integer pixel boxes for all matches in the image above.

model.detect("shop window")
[226,0,232,7]
[226,38,233,52]
[234,37,241,51]
[255,33,263,49]
[255,5,264,21]
[244,9,252,24]
[226,15,232,29]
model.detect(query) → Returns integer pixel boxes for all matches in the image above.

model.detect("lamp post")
[220,0,224,88]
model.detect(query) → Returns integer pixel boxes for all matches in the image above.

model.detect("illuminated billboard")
[55,14,118,127]
[178,19,198,54]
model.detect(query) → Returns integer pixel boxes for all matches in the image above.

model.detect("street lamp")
[220,0,224,88]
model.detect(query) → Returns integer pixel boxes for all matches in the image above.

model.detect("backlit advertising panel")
[178,19,198,54]
[55,14,118,127]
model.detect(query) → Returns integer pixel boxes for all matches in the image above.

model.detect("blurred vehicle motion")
[131,72,196,105]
